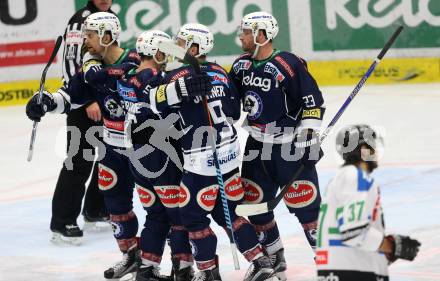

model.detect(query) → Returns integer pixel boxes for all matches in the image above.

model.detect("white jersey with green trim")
[316,165,389,276]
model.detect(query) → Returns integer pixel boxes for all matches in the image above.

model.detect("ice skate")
[82,211,111,232]
[243,255,274,281]
[191,266,221,281]
[269,249,286,281]
[135,264,173,281]
[171,256,194,281]
[104,247,140,280]
[50,224,83,246]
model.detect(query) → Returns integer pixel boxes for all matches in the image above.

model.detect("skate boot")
[135,264,174,281]
[269,249,287,281]
[243,255,274,281]
[83,210,111,232]
[171,256,194,281]
[50,223,83,246]
[191,267,221,281]
[104,247,140,280]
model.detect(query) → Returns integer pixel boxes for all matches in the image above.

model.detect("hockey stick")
[236,25,404,217]
[27,36,63,162]
[158,41,241,270]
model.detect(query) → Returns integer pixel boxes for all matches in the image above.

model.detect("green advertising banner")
[75,0,291,56]
[311,0,440,51]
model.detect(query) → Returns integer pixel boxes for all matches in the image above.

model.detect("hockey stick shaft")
[27,36,63,162]
[159,41,240,269]
[236,25,404,216]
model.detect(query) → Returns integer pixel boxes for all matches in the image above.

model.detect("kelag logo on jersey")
[264,62,285,82]
[242,72,271,92]
[117,81,137,102]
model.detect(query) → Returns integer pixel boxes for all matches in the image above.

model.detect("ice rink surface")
[1,83,439,281]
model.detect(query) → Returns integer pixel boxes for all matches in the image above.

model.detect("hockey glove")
[26,91,56,122]
[293,129,323,166]
[175,73,213,99]
[385,234,421,262]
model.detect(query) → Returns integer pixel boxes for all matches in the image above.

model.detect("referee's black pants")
[50,106,107,230]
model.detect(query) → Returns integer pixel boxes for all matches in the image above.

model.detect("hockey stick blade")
[236,25,404,216]
[27,36,63,162]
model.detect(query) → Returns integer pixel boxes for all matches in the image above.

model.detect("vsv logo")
[242,72,271,92]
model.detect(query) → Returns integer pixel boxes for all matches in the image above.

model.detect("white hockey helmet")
[84,12,121,47]
[136,30,173,64]
[175,23,214,57]
[240,11,279,46]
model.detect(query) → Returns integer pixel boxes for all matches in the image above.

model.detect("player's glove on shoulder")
[385,234,421,262]
[175,73,213,99]
[26,91,57,122]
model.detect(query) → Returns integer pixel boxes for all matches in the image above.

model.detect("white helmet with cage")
[175,23,214,57]
[84,12,121,47]
[136,30,173,64]
[239,11,279,57]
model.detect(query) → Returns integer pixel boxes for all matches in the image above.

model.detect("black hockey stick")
[27,36,63,162]
[158,41,241,269]
[236,25,404,216]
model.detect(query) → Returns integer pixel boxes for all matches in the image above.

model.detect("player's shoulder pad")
[271,51,306,79]
[206,62,228,76]
[166,66,191,82]
[231,53,252,74]
[204,62,230,87]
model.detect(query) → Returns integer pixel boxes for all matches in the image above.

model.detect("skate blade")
[50,233,82,246]
[83,221,112,232]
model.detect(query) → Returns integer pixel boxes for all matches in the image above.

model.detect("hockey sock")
[252,218,284,255]
[110,211,139,252]
[227,217,264,262]
[188,227,218,270]
[302,220,318,250]
[169,225,193,269]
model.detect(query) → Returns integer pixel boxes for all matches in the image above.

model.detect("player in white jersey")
[316,124,421,281]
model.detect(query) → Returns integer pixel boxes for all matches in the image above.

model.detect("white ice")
[1,83,439,281]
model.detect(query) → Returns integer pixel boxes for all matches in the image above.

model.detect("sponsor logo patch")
[242,72,271,92]
[136,184,156,208]
[302,108,321,119]
[196,184,219,211]
[98,164,117,190]
[154,185,180,208]
[264,62,285,82]
[242,178,264,203]
[315,250,328,265]
[283,180,317,208]
[179,184,191,208]
[117,81,137,102]
[232,59,251,73]
[274,56,295,77]
[156,85,166,103]
[170,69,190,82]
[224,174,244,201]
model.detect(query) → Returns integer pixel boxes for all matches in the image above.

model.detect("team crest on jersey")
[232,59,252,74]
[197,184,219,211]
[98,164,118,190]
[111,221,123,238]
[224,173,244,201]
[264,62,285,82]
[242,178,264,203]
[243,91,263,121]
[154,185,180,208]
[104,96,124,118]
[117,81,137,102]
[283,180,317,208]
[136,184,156,208]
[179,184,191,208]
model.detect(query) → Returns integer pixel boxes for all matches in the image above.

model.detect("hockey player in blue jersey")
[146,23,274,281]
[229,12,326,281]
[25,13,204,281]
